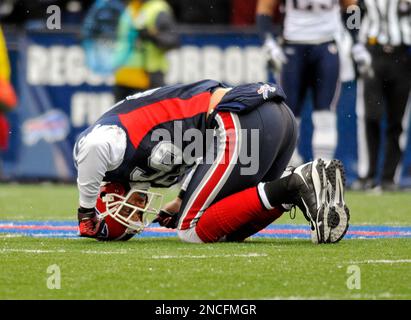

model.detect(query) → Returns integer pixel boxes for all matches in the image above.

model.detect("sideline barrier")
[2,27,411,186]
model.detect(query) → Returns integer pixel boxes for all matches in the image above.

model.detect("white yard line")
[348,259,411,264]
[260,295,335,300]
[260,292,410,300]
[0,249,268,258]
[150,253,268,259]
[0,248,66,254]
[79,250,129,255]
[0,234,23,238]
[29,234,79,238]
[0,248,129,255]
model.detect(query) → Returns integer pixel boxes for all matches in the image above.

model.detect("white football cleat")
[292,158,328,244]
[323,159,350,243]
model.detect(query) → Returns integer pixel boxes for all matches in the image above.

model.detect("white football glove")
[263,35,287,73]
[351,43,374,78]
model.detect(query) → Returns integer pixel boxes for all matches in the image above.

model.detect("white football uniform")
[283,0,342,43]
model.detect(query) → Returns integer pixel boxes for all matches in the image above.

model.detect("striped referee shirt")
[360,0,411,46]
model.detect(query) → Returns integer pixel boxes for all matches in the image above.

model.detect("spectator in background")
[0,25,17,178]
[113,0,179,101]
[353,0,411,191]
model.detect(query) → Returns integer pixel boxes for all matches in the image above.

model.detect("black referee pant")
[363,44,411,185]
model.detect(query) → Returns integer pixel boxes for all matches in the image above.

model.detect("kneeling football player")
[74,80,349,243]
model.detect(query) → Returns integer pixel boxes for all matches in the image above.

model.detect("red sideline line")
[258,229,310,235]
[146,228,410,236]
[1,225,410,237]
[257,229,411,236]
[348,230,411,236]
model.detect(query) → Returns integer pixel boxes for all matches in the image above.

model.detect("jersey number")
[130,141,185,186]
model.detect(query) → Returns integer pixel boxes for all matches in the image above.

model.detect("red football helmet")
[95,182,163,241]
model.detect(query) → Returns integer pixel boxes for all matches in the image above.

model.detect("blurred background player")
[0,24,17,179]
[354,0,411,191]
[256,0,372,165]
[113,0,179,101]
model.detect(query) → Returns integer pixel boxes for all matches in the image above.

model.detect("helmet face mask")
[101,188,163,234]
[95,183,163,241]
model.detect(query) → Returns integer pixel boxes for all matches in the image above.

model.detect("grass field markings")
[2,221,411,231]
[348,230,411,236]
[347,259,411,264]
[349,292,411,299]
[0,248,131,255]
[150,253,268,259]
[0,248,67,254]
[261,292,410,300]
[1,221,411,239]
[0,224,77,231]
[262,295,348,300]
[0,234,23,238]
[79,250,129,255]
[26,234,80,238]
[257,228,309,235]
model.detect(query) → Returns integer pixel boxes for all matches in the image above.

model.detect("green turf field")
[0,184,410,300]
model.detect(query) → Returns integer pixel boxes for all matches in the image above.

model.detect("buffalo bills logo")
[22,109,70,146]
[257,84,277,100]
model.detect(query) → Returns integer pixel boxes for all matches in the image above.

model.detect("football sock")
[225,207,283,242]
[312,111,337,161]
[288,117,304,167]
[257,174,298,210]
[195,187,283,243]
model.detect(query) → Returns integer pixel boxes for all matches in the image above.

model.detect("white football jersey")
[283,0,342,43]
[73,125,127,208]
